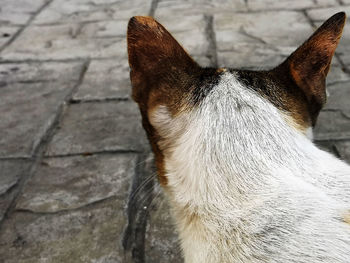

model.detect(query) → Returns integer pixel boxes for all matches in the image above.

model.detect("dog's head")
[127,13,346,186]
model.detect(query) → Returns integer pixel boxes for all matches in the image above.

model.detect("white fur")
[305,127,314,141]
[149,72,350,263]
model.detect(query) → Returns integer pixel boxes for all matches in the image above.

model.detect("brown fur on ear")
[127,16,201,185]
[127,16,200,108]
[277,12,346,126]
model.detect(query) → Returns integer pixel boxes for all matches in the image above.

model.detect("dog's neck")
[151,73,350,262]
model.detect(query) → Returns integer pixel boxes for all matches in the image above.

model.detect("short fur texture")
[127,13,350,263]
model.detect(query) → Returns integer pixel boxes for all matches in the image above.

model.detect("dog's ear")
[127,16,200,110]
[127,16,201,185]
[277,12,346,126]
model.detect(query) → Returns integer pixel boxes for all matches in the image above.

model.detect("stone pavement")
[0,0,350,262]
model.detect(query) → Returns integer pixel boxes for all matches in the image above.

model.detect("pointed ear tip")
[335,11,346,20]
[331,11,347,25]
[127,16,159,32]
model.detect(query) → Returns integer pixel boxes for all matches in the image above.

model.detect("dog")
[127,12,350,262]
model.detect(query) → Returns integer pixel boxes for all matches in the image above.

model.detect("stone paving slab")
[0,26,20,50]
[307,5,350,21]
[155,0,247,16]
[16,153,137,213]
[214,11,313,68]
[0,160,32,221]
[331,140,350,161]
[0,61,83,83]
[0,81,76,158]
[153,14,212,66]
[0,198,128,263]
[317,140,350,162]
[315,81,350,141]
[326,64,350,85]
[45,101,148,156]
[215,11,313,48]
[217,46,286,69]
[73,58,131,101]
[0,0,48,26]
[33,0,153,25]
[315,110,350,141]
[0,61,85,158]
[145,187,182,263]
[246,0,316,10]
[324,81,350,117]
[0,23,126,61]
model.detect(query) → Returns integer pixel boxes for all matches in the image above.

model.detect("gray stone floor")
[0,0,350,262]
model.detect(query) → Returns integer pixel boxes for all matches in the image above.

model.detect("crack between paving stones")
[204,15,218,67]
[14,195,118,216]
[322,108,350,120]
[243,0,248,8]
[327,79,350,87]
[123,153,155,263]
[149,0,159,17]
[0,60,90,232]
[302,10,317,29]
[0,156,33,161]
[70,97,130,104]
[331,144,342,158]
[315,137,350,142]
[239,26,267,45]
[44,149,143,159]
[0,182,19,199]
[0,0,55,54]
[334,53,350,74]
[0,57,123,64]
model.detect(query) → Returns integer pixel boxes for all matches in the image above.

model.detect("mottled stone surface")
[315,82,350,141]
[217,47,286,69]
[145,186,183,263]
[215,11,313,49]
[45,101,148,156]
[333,141,350,162]
[155,0,247,16]
[247,0,316,10]
[215,11,313,68]
[0,61,85,157]
[326,64,350,85]
[73,59,131,101]
[153,14,213,66]
[0,81,76,158]
[0,0,47,25]
[315,110,350,141]
[0,160,32,221]
[317,140,350,163]
[0,61,83,83]
[33,0,153,25]
[0,26,20,50]
[0,199,129,263]
[16,154,137,212]
[307,6,350,21]
[324,81,350,116]
[1,23,126,60]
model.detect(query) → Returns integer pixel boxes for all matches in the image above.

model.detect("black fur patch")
[234,69,311,127]
[190,68,222,105]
